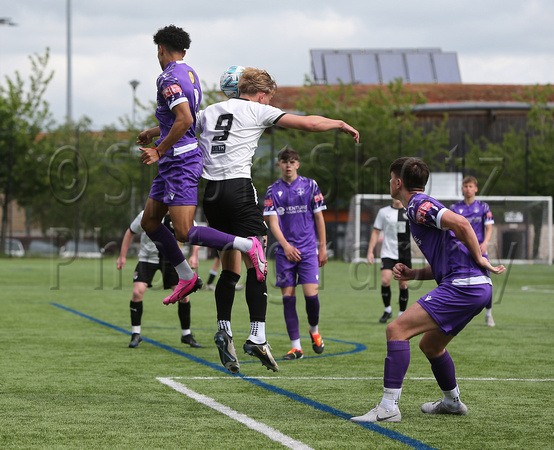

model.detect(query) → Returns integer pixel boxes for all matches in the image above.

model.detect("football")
[220,65,245,99]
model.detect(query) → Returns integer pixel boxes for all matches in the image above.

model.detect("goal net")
[345,194,553,265]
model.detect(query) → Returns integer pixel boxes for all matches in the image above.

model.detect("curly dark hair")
[153,25,191,53]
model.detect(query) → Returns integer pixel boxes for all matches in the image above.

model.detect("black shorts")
[133,260,178,289]
[203,178,268,238]
[381,257,412,271]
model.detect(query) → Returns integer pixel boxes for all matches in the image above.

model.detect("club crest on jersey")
[188,71,196,84]
[416,201,433,224]
[162,84,182,99]
[296,188,305,196]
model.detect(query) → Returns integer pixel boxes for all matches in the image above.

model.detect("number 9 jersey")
[196,98,285,181]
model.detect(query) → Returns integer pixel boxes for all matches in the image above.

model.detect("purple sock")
[187,226,235,251]
[305,295,320,327]
[428,350,457,392]
[146,224,185,267]
[384,340,410,389]
[283,296,300,340]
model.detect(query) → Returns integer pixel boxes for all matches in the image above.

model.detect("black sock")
[215,270,240,321]
[381,286,391,308]
[130,300,143,327]
[399,288,409,312]
[178,301,191,330]
[245,268,268,323]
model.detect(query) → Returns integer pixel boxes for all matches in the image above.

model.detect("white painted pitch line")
[157,377,314,450]
[171,376,554,382]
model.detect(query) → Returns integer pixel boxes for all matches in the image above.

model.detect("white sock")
[384,306,392,314]
[132,326,141,334]
[380,387,402,411]
[397,311,404,317]
[175,260,194,280]
[485,308,492,318]
[308,325,318,334]
[233,237,253,253]
[218,320,232,338]
[291,339,302,350]
[442,385,461,409]
[248,321,266,344]
[182,329,191,337]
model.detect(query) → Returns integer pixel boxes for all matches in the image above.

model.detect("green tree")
[0,49,53,254]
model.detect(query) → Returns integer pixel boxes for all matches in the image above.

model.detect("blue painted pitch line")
[51,303,437,450]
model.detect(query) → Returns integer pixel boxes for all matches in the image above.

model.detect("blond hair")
[238,68,277,96]
[463,175,478,186]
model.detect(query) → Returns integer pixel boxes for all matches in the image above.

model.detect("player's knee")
[418,339,440,358]
[174,228,189,243]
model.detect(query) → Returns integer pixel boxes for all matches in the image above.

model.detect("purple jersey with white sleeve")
[155,61,202,156]
[263,176,326,256]
[449,200,494,244]
[407,193,490,285]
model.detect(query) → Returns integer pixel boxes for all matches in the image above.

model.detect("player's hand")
[116,256,125,270]
[393,263,415,281]
[367,253,374,265]
[479,242,488,255]
[339,123,360,143]
[318,248,328,267]
[478,256,506,275]
[188,253,199,270]
[140,147,160,165]
[137,130,153,146]
[284,244,301,262]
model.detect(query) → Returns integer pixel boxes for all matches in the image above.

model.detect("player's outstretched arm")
[276,114,359,143]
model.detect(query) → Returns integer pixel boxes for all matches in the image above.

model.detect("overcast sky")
[1,1,553,130]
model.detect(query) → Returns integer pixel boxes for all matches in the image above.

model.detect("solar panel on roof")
[311,48,461,85]
[378,53,407,83]
[351,53,380,84]
[405,53,435,83]
[323,53,353,84]
[432,53,461,83]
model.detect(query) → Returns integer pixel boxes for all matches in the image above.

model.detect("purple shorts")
[149,149,202,206]
[417,282,492,336]
[274,252,320,287]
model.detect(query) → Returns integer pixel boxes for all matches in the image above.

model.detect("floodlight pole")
[66,0,73,124]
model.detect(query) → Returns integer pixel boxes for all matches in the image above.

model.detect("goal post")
[345,194,553,265]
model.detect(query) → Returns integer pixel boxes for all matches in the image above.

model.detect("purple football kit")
[264,176,326,287]
[449,199,494,249]
[149,60,203,206]
[407,193,492,336]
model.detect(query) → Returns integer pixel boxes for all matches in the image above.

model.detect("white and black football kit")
[373,205,412,270]
[197,98,285,237]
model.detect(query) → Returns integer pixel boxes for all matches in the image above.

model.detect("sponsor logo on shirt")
[278,191,283,197]
[162,84,182,99]
[211,144,226,154]
[416,201,433,224]
[188,71,196,84]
